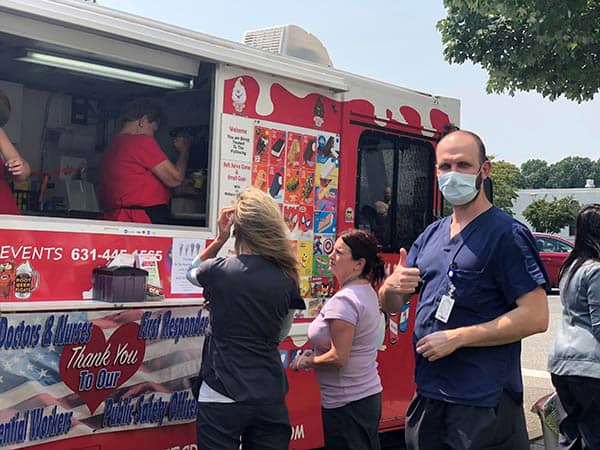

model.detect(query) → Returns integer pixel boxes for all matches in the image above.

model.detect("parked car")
[532,232,574,289]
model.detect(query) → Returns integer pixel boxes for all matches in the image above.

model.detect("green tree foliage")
[591,159,600,186]
[438,0,600,102]
[489,159,524,214]
[546,156,595,188]
[521,159,550,188]
[523,196,580,232]
[521,157,597,188]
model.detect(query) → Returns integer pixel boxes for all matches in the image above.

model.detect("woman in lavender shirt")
[292,229,385,449]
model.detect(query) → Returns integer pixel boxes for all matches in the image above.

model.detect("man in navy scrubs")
[379,128,549,450]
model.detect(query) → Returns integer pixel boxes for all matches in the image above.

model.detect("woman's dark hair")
[121,98,165,124]
[559,203,600,288]
[340,229,385,285]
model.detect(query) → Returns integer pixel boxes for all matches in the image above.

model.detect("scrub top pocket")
[450,268,483,310]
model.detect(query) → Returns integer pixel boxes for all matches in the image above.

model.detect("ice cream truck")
[0,0,459,448]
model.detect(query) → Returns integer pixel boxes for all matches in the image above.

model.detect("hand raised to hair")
[216,206,234,244]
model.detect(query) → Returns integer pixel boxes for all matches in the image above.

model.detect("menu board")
[220,114,340,316]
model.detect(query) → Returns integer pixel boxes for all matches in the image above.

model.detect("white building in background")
[512,179,599,238]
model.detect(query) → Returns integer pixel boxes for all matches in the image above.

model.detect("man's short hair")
[440,124,487,164]
[121,98,165,124]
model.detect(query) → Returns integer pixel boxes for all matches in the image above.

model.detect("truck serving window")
[356,130,435,252]
[0,30,213,229]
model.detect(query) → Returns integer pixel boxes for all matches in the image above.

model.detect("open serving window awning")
[0,7,200,82]
[0,0,348,93]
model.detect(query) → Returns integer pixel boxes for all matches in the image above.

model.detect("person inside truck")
[0,128,31,215]
[381,185,392,206]
[99,98,191,224]
[291,229,385,450]
[170,126,208,174]
[170,126,209,207]
[186,188,305,450]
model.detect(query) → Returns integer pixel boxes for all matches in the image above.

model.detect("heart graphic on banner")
[59,322,146,413]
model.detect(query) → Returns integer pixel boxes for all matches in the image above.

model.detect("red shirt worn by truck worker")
[0,166,19,215]
[100,134,170,223]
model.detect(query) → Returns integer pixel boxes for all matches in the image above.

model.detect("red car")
[532,232,574,289]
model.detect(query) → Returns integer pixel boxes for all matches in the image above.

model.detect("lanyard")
[446,219,481,299]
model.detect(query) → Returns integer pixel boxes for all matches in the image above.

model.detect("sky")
[99,0,599,167]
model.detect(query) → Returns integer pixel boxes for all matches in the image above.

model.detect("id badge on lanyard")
[435,266,456,323]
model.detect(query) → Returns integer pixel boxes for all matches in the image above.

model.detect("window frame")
[0,45,217,236]
[355,129,436,253]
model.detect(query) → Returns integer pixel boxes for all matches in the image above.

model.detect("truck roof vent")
[243,25,333,67]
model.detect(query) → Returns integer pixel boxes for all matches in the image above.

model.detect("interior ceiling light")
[16,50,193,90]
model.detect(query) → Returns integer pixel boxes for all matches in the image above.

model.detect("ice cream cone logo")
[313,96,325,127]
[232,77,247,113]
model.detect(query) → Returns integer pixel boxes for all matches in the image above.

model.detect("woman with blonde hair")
[187,188,305,450]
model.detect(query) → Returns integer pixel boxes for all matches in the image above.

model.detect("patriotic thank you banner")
[0,306,207,448]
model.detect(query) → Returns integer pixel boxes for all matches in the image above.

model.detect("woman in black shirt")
[187,188,304,450]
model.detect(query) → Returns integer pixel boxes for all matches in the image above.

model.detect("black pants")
[196,401,291,450]
[322,392,382,450]
[551,374,600,450]
[124,204,171,224]
[405,391,529,450]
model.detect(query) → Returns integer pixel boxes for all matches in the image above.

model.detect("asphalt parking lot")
[523,294,561,448]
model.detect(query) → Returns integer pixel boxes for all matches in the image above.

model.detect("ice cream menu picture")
[220,113,340,316]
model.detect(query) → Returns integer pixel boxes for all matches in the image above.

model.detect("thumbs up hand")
[398,247,408,268]
[387,248,421,295]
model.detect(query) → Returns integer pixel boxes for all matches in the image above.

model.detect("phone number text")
[70,248,164,262]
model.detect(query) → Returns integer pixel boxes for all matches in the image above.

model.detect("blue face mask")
[438,170,481,206]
